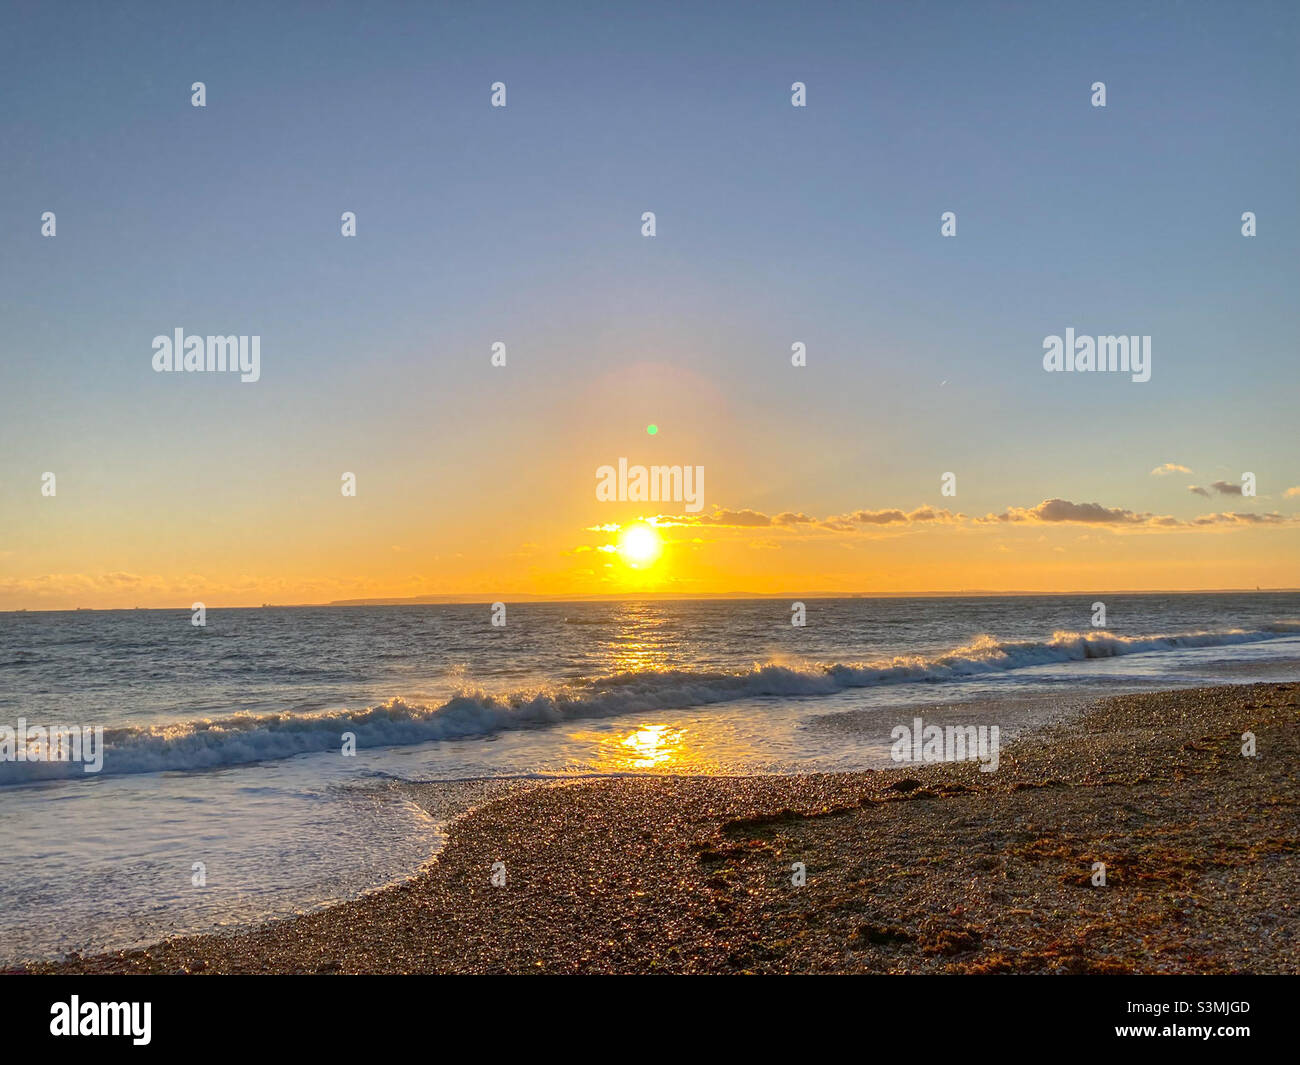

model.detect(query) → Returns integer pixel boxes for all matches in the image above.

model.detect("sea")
[2,592,1297,962]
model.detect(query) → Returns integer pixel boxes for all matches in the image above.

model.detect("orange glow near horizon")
[4,511,1300,610]
[4,446,1300,610]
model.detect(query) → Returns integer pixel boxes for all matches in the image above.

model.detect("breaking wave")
[3,622,1296,783]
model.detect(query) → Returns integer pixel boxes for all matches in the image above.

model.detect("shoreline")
[18,680,1299,974]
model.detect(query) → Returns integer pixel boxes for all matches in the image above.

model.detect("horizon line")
[4,587,1298,613]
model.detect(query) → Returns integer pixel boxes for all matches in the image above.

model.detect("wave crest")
[3,622,1296,783]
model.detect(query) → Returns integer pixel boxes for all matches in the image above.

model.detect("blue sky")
[1,1,1297,604]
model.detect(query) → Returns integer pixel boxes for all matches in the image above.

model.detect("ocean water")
[1,593,1298,962]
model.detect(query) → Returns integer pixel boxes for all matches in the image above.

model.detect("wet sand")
[22,681,1298,974]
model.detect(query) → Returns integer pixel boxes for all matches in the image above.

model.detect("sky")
[1,0,1298,608]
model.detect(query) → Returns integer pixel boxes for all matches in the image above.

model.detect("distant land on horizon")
[324,588,1299,606]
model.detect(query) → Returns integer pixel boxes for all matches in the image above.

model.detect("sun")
[617,524,663,567]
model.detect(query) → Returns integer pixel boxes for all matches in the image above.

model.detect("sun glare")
[617,524,663,567]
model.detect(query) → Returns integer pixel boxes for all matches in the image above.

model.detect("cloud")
[904,506,959,523]
[1191,512,1289,526]
[773,511,817,526]
[659,508,775,527]
[819,506,962,530]
[972,498,1294,529]
[0,571,390,610]
[1209,480,1244,496]
[1287,486,1300,498]
[642,498,1297,536]
[977,499,1154,525]
[0,572,157,596]
[1188,485,1211,498]
[846,508,909,524]
[1151,463,1191,476]
[656,506,961,529]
